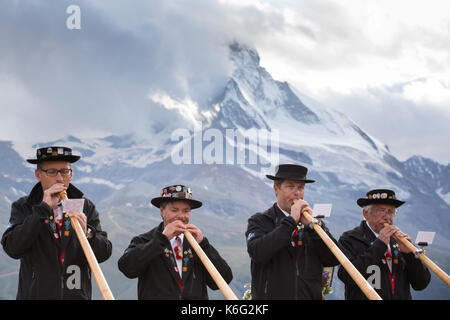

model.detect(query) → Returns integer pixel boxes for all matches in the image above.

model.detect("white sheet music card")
[62,199,85,213]
[415,231,435,245]
[312,204,332,217]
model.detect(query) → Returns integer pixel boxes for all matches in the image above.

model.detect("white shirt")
[365,221,392,272]
[170,234,184,278]
[54,204,64,236]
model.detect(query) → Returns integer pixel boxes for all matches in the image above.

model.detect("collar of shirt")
[171,233,184,248]
[54,204,63,221]
[276,203,291,218]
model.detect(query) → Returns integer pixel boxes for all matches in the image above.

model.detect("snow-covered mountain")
[0,43,449,300]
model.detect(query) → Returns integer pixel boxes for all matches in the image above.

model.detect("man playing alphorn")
[338,189,431,299]
[1,146,112,299]
[118,184,233,299]
[246,164,340,299]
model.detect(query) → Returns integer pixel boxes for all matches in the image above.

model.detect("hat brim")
[266,174,315,183]
[357,198,405,208]
[151,197,202,210]
[27,155,81,164]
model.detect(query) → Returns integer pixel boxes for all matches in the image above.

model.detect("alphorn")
[60,191,115,300]
[183,230,238,300]
[383,223,450,287]
[293,200,382,300]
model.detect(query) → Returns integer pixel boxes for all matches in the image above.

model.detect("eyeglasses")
[39,168,72,177]
[373,208,396,217]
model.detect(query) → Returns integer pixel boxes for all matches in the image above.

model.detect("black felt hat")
[357,189,405,208]
[26,146,80,164]
[266,164,315,183]
[151,185,202,209]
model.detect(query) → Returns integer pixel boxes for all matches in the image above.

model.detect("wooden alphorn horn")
[183,230,238,300]
[383,223,450,287]
[293,200,382,300]
[59,191,115,300]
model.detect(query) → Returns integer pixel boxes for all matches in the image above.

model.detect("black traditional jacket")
[1,183,112,300]
[246,203,340,300]
[118,222,233,300]
[338,220,431,300]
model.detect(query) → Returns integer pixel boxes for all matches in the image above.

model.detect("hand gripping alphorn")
[183,230,238,300]
[383,223,450,287]
[293,200,382,300]
[59,191,115,300]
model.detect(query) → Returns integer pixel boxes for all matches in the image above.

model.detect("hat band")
[367,193,396,200]
[161,192,193,200]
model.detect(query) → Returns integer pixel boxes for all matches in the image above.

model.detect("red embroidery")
[60,250,65,266]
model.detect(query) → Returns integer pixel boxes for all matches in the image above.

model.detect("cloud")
[321,84,450,164]
[148,91,201,128]
[0,0,449,163]
[401,76,450,112]
[0,0,236,141]
[242,0,450,163]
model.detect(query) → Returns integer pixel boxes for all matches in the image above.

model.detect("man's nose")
[383,215,393,224]
[55,172,65,181]
[180,212,190,222]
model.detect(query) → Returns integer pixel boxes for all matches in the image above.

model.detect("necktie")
[385,246,395,294]
[385,246,392,259]
[174,236,183,260]
[53,206,65,265]
[385,245,393,274]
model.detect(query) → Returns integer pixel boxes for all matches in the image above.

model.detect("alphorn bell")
[293,199,382,300]
[59,191,115,300]
[183,230,238,300]
[383,223,450,287]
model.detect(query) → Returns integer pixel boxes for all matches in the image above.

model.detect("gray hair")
[363,204,397,216]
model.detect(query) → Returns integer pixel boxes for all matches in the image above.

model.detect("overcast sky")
[0,0,449,164]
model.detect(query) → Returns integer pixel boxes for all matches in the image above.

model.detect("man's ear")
[273,183,279,196]
[362,209,369,220]
[35,169,41,182]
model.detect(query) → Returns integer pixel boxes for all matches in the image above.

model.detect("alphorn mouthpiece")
[59,190,68,200]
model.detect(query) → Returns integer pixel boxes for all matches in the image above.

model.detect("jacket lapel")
[157,227,183,290]
[46,209,61,245]
[163,245,182,282]
[390,238,401,275]
[59,212,72,253]
[272,204,299,260]
[361,221,377,245]
[181,239,195,282]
